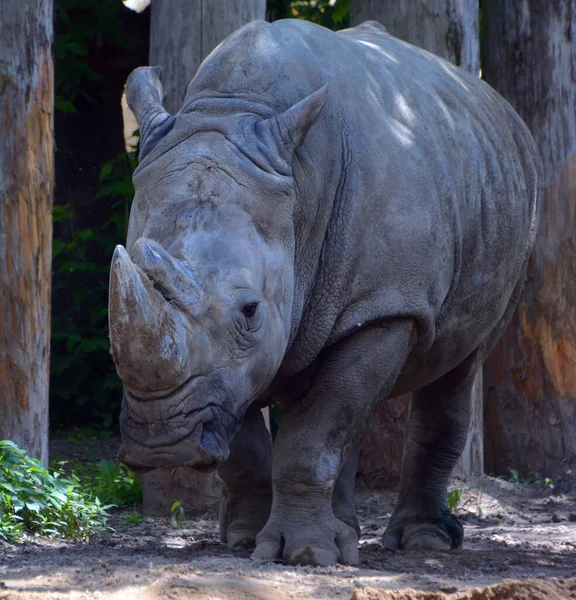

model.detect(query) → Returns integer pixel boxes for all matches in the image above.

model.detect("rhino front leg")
[252,322,414,566]
[383,354,478,551]
[218,408,272,550]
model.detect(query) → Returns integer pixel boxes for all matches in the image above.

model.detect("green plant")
[447,488,463,512]
[50,151,137,429]
[50,456,142,508]
[63,426,114,443]
[94,460,142,506]
[467,481,486,518]
[507,469,554,490]
[291,0,348,29]
[123,507,144,524]
[54,0,136,111]
[0,441,110,543]
[268,0,348,29]
[170,501,185,529]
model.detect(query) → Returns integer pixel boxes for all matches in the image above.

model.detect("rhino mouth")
[118,423,229,471]
[118,380,240,471]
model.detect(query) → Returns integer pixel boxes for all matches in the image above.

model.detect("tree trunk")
[349,0,479,73]
[0,0,53,466]
[150,0,266,114]
[142,0,266,516]
[482,1,576,479]
[350,0,483,485]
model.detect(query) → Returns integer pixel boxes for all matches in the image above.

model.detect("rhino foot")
[334,511,361,539]
[251,512,359,566]
[383,511,463,551]
[219,492,271,551]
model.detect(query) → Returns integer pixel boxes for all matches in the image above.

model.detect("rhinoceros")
[109,18,541,566]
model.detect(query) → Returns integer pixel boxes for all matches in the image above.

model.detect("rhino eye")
[241,302,258,319]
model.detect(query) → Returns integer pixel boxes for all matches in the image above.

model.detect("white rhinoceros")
[109,19,542,566]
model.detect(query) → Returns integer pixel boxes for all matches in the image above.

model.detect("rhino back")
[183,19,542,383]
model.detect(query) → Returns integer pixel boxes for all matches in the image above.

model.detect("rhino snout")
[118,384,234,471]
[118,418,230,472]
[108,240,203,395]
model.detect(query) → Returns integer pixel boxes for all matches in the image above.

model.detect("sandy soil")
[1,473,575,600]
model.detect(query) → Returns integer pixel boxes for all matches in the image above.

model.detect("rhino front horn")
[108,245,192,396]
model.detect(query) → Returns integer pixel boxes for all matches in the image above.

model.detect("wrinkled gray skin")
[109,19,542,567]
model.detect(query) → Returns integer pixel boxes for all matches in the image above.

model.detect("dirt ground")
[1,464,576,600]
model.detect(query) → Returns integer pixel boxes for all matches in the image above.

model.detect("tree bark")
[482,1,576,479]
[0,0,54,466]
[150,0,266,114]
[142,0,266,515]
[349,0,479,73]
[349,0,483,484]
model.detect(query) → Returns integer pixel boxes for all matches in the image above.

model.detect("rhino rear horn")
[130,238,203,308]
[125,66,176,159]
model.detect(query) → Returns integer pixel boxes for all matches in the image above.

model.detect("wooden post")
[0,0,53,467]
[482,1,576,479]
[350,0,484,483]
[349,0,479,73]
[140,0,266,516]
[150,0,266,114]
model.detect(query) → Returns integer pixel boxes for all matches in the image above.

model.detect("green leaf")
[65,334,82,353]
[53,204,74,223]
[0,482,17,494]
[170,501,185,529]
[54,96,76,114]
[99,162,113,182]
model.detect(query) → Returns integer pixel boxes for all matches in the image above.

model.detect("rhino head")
[110,67,326,471]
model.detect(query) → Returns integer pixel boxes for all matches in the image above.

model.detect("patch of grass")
[0,441,110,543]
[122,507,144,525]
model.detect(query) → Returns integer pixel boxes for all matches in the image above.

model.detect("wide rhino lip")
[118,375,241,471]
[118,424,229,472]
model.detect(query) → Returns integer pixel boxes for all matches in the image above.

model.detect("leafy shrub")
[291,0,348,28]
[50,152,136,429]
[93,460,142,506]
[51,454,142,508]
[54,0,136,112]
[267,0,349,29]
[0,441,110,543]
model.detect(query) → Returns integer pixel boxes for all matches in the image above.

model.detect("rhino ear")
[125,66,176,160]
[255,85,328,175]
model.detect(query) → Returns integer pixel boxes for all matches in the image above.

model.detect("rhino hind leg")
[218,408,272,550]
[383,352,480,551]
[332,443,360,538]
